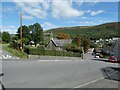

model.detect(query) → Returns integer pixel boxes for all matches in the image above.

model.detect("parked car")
[101,50,111,56]
[94,53,103,58]
[108,56,118,63]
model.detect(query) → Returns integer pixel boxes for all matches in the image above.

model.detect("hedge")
[24,46,81,57]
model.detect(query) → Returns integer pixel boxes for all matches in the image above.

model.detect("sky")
[1,0,119,34]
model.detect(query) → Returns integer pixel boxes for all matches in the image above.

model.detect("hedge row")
[44,50,81,57]
[24,46,81,57]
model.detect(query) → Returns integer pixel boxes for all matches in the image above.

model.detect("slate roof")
[51,38,72,47]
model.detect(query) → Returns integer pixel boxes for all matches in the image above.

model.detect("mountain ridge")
[46,22,119,40]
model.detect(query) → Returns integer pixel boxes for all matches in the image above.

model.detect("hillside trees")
[47,22,118,40]
[57,33,70,39]
[72,36,81,47]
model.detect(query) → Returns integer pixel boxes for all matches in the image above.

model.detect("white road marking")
[2,55,7,59]
[73,71,118,88]
[2,55,19,59]
[38,60,84,62]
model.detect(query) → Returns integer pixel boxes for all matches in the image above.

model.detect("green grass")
[3,44,28,59]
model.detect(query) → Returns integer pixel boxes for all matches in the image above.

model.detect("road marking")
[2,55,19,59]
[2,55,7,59]
[38,60,84,62]
[73,71,118,88]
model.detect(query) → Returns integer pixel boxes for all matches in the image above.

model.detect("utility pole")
[81,46,84,59]
[20,13,22,50]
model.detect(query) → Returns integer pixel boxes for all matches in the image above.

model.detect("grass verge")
[3,44,28,59]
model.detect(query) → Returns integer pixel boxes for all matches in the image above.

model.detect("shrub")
[9,40,20,50]
[24,46,81,57]
[2,31,11,43]
[24,46,45,55]
[23,46,30,54]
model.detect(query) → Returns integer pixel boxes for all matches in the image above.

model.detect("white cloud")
[2,7,14,12]
[79,21,96,26]
[4,0,119,2]
[99,20,112,23]
[93,0,100,3]
[51,0,84,19]
[14,0,91,19]
[90,10,104,16]
[15,1,50,19]
[23,15,34,20]
[42,22,58,30]
[0,26,17,34]
[86,10,92,13]
[65,21,76,24]
[82,17,87,19]
[76,0,83,5]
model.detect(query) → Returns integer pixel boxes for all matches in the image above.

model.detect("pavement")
[0,44,120,88]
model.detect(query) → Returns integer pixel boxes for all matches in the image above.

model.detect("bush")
[2,31,11,43]
[25,48,80,57]
[24,46,45,55]
[37,46,45,55]
[24,46,81,57]
[64,44,82,53]
[9,41,20,50]
[23,46,30,54]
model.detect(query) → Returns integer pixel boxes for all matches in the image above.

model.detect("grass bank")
[3,44,28,59]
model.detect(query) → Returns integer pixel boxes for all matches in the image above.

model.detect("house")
[114,39,120,61]
[46,38,72,50]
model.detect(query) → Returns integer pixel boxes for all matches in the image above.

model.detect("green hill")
[46,22,119,40]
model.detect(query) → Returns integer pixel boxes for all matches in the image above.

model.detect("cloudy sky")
[1,0,119,34]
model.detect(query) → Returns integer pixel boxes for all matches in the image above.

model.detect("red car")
[108,56,118,63]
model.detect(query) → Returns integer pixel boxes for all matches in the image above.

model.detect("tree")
[30,23,44,46]
[72,37,81,47]
[22,38,29,45]
[17,25,30,39]
[81,37,91,52]
[16,23,44,46]
[2,31,11,43]
[57,33,70,39]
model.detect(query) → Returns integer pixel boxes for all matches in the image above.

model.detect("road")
[0,44,119,88]
[2,57,119,88]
